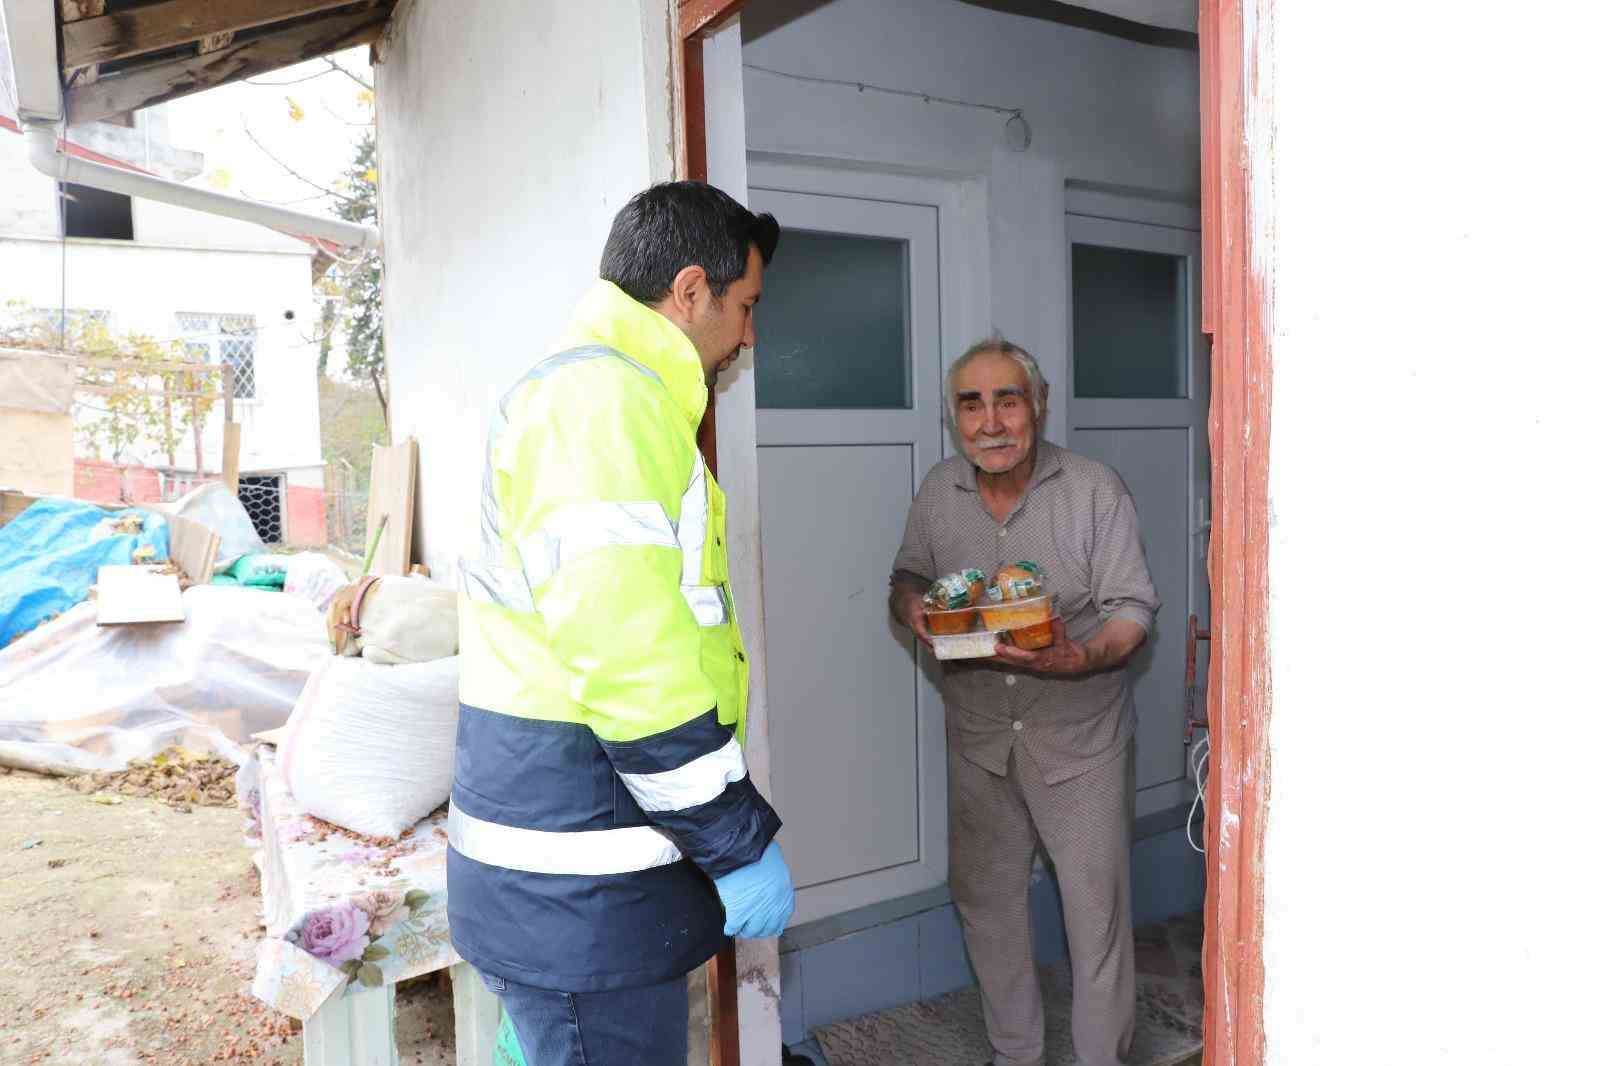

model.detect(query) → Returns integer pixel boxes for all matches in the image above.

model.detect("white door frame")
[747,156,991,922]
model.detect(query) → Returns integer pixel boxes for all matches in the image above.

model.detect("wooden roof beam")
[65,5,389,125]
[62,0,368,71]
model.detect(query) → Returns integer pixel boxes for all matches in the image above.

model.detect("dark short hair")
[599,182,780,305]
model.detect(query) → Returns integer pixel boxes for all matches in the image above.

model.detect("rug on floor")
[814,912,1203,1066]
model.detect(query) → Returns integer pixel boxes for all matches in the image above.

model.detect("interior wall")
[742,0,1198,463]
[1263,3,1595,1063]
[375,0,675,575]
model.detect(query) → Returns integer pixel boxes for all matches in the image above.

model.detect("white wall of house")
[0,112,322,482]
[374,0,674,576]
[1263,4,1594,1064]
[742,0,1199,447]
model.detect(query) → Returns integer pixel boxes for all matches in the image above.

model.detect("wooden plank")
[165,511,219,585]
[66,6,390,125]
[58,0,105,22]
[222,423,242,495]
[96,565,185,625]
[62,0,364,70]
[364,438,416,577]
[707,943,740,1066]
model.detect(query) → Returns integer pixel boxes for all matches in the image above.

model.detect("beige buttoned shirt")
[891,441,1161,784]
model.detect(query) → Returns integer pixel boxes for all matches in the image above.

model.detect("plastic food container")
[1003,616,1056,650]
[930,628,1000,661]
[977,594,1052,634]
[924,605,978,635]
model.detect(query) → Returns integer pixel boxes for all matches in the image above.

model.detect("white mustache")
[977,438,1019,450]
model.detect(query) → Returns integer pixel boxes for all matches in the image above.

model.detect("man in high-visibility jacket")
[449,182,795,1065]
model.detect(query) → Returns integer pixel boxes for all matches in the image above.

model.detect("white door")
[1062,213,1210,817]
[749,185,948,923]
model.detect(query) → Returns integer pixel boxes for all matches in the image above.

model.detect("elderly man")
[888,338,1160,1066]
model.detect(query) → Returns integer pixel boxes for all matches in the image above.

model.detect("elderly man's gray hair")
[945,337,1047,424]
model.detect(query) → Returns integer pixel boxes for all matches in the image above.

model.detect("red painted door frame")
[675,9,747,1064]
[671,3,1275,1065]
[1198,1,1272,1064]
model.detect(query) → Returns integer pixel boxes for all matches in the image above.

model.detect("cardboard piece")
[96,565,184,626]
[365,438,417,577]
[0,491,41,531]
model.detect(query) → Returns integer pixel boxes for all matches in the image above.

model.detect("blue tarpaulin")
[0,498,170,645]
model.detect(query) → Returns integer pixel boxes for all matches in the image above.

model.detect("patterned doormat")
[814,913,1204,1066]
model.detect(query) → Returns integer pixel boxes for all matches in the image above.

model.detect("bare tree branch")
[241,120,359,204]
[324,56,373,92]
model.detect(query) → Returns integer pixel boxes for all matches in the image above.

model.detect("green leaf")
[362,944,390,962]
[402,890,430,909]
[340,959,362,977]
[357,963,383,988]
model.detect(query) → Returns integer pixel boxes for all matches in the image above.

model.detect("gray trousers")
[948,741,1135,1066]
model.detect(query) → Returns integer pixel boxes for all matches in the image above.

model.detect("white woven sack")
[278,654,460,839]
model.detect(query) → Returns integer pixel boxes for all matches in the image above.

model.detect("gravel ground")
[0,766,458,1065]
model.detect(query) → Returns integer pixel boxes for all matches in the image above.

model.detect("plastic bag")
[0,498,169,645]
[283,553,349,612]
[277,655,460,839]
[495,1012,526,1066]
[164,482,264,570]
[230,553,289,588]
[0,585,327,773]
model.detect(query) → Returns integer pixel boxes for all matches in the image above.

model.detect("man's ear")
[666,264,710,323]
[1037,381,1050,424]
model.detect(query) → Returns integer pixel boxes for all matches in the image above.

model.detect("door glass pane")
[755,230,911,409]
[1072,243,1187,399]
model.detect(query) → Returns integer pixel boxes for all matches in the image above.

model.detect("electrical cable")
[1186,733,1210,854]
[742,63,1032,149]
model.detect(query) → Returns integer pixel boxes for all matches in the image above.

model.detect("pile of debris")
[65,746,237,811]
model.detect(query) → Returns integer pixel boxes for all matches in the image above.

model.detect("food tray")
[976,593,1053,633]
[929,628,1001,661]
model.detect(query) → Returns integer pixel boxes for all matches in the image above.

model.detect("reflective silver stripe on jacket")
[617,736,748,813]
[447,803,683,876]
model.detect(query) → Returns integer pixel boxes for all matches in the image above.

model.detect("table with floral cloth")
[236,745,458,1022]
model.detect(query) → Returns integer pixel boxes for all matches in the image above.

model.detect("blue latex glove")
[712,841,796,938]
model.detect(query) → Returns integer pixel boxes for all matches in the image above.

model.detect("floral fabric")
[239,747,456,1020]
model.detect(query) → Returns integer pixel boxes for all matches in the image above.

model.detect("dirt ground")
[0,767,458,1065]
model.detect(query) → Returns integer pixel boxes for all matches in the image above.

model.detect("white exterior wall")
[0,233,321,475]
[1263,4,1595,1064]
[742,0,1199,447]
[375,0,674,576]
[0,115,322,479]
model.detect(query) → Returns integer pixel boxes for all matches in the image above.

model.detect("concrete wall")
[374,0,675,576]
[0,235,322,476]
[742,0,1200,445]
[1262,4,1595,1064]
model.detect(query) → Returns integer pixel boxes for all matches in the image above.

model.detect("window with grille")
[176,312,257,399]
[237,474,286,544]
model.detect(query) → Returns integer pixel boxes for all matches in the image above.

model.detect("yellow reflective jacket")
[448,280,780,993]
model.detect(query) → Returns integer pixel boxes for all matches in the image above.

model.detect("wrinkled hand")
[991,618,1096,676]
[893,586,933,648]
[712,841,796,939]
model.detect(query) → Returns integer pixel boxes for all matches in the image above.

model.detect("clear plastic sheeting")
[0,585,329,774]
[165,482,265,570]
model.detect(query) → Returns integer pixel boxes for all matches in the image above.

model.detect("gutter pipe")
[24,122,380,253]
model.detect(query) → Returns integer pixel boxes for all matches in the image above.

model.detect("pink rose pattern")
[356,890,408,937]
[293,901,370,965]
[287,889,435,987]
